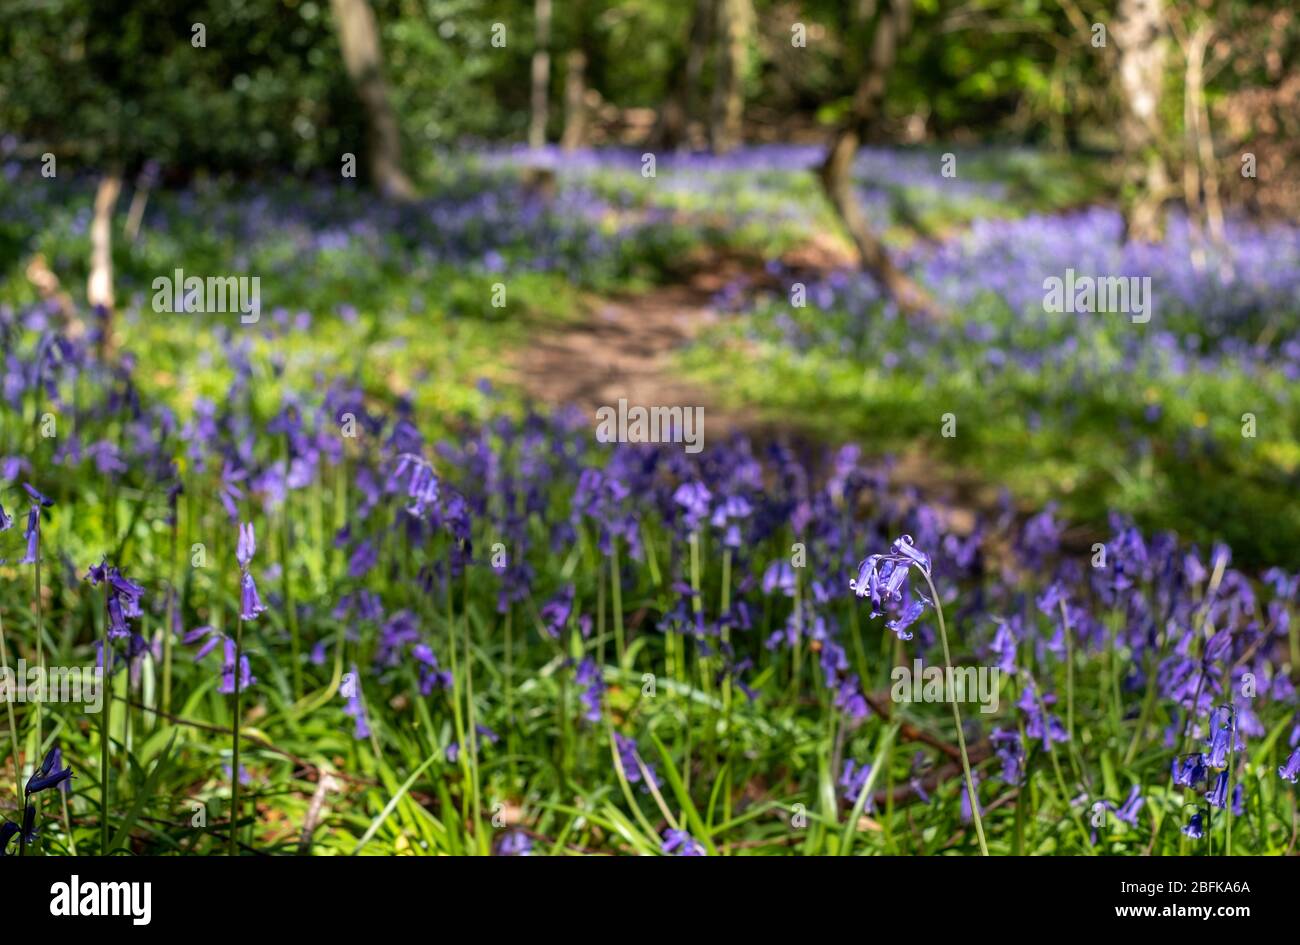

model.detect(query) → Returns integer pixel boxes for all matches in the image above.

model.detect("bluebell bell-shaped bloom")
[412,644,453,695]
[661,829,706,856]
[762,559,797,596]
[1206,705,1236,768]
[1115,784,1144,826]
[575,657,604,724]
[1206,771,1229,809]
[1181,811,1205,839]
[1278,745,1300,784]
[991,729,1025,784]
[539,584,575,640]
[494,830,532,856]
[672,481,711,533]
[347,539,377,579]
[183,625,223,662]
[850,536,933,638]
[236,522,256,569]
[343,663,370,739]
[20,506,39,564]
[839,759,874,809]
[22,483,53,507]
[614,734,661,791]
[218,638,255,695]
[25,747,72,794]
[1173,753,1208,787]
[240,572,266,620]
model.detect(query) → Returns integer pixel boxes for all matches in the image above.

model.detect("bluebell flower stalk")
[852,536,988,855]
[230,521,264,855]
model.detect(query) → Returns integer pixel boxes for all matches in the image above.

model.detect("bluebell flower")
[614,733,661,791]
[672,481,711,533]
[22,483,53,507]
[347,539,377,579]
[1206,771,1229,809]
[343,663,370,739]
[1115,784,1144,825]
[236,522,256,569]
[218,638,255,695]
[0,819,17,856]
[183,625,224,661]
[839,759,874,809]
[1172,753,1208,787]
[539,584,574,640]
[991,729,1025,784]
[575,657,604,724]
[1278,745,1300,784]
[412,644,453,695]
[661,829,706,856]
[1181,811,1205,839]
[850,535,933,640]
[86,560,144,640]
[1206,705,1235,768]
[25,747,72,794]
[240,572,266,620]
[20,506,39,564]
[495,830,532,856]
[761,559,796,596]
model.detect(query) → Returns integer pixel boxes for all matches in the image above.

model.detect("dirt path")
[512,236,855,439]
[516,236,1053,542]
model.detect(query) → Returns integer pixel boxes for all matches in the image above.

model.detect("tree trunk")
[817,0,934,317]
[709,0,749,154]
[1114,0,1170,242]
[654,0,713,150]
[88,171,122,312]
[561,50,587,151]
[530,0,553,150]
[330,0,416,200]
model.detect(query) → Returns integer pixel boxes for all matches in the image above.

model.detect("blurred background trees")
[0,1,1294,212]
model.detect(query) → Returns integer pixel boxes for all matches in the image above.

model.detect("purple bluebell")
[1173,753,1208,787]
[575,657,605,724]
[183,625,224,662]
[25,747,72,794]
[615,733,661,791]
[236,522,256,569]
[1206,771,1229,809]
[672,481,712,532]
[21,482,52,507]
[991,728,1025,784]
[1206,705,1236,768]
[495,830,532,856]
[1279,745,1300,784]
[539,584,575,640]
[762,559,796,596]
[661,829,706,856]
[240,572,266,620]
[1115,784,1144,825]
[839,759,874,809]
[412,643,453,695]
[20,505,39,564]
[218,638,255,695]
[849,535,933,639]
[343,663,370,739]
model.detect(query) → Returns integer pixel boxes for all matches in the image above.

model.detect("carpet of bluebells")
[1,145,1298,856]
